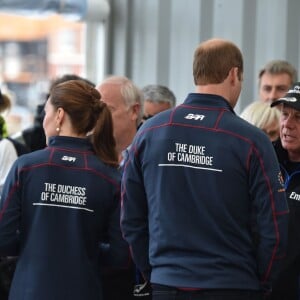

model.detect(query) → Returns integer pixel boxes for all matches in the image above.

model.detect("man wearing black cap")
[269,82,300,300]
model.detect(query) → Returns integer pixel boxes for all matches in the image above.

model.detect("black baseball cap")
[271,82,300,110]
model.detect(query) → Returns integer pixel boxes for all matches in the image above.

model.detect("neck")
[288,150,300,162]
[58,125,86,139]
[58,132,86,139]
[195,81,236,108]
[196,84,228,99]
[116,130,137,163]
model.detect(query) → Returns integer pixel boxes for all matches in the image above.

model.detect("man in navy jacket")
[121,38,289,300]
[269,83,300,300]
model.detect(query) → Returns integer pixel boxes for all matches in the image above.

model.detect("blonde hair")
[240,101,280,130]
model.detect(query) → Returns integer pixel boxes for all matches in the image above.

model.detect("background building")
[0,0,300,134]
[0,14,85,133]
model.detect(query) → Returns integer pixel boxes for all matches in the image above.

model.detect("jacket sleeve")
[0,161,21,256]
[248,139,289,292]
[0,138,18,192]
[120,144,151,280]
[100,188,132,269]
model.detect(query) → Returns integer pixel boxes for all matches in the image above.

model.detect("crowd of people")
[0,37,299,300]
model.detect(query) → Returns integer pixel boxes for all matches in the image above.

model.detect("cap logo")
[271,82,300,109]
[280,97,297,102]
[287,85,300,94]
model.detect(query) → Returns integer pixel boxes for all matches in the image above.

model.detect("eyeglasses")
[142,114,153,121]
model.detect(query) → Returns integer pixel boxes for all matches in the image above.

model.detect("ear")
[56,107,65,126]
[228,67,240,86]
[130,103,141,121]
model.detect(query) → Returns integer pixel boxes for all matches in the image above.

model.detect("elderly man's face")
[279,105,300,161]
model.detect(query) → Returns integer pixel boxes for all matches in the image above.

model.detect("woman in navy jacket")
[0,80,129,300]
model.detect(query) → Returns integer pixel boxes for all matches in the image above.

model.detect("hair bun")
[90,87,101,101]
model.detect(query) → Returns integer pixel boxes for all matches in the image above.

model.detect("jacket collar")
[48,136,93,152]
[183,93,235,114]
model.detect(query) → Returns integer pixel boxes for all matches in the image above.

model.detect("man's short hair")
[101,76,144,125]
[258,60,297,86]
[193,39,243,85]
[142,84,176,107]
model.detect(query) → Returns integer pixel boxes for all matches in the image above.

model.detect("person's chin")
[282,139,298,151]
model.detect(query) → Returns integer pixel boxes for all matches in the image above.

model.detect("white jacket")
[0,138,17,194]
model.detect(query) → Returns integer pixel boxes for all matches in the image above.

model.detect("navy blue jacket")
[121,93,289,292]
[0,136,129,300]
[274,140,300,210]
[272,140,300,285]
